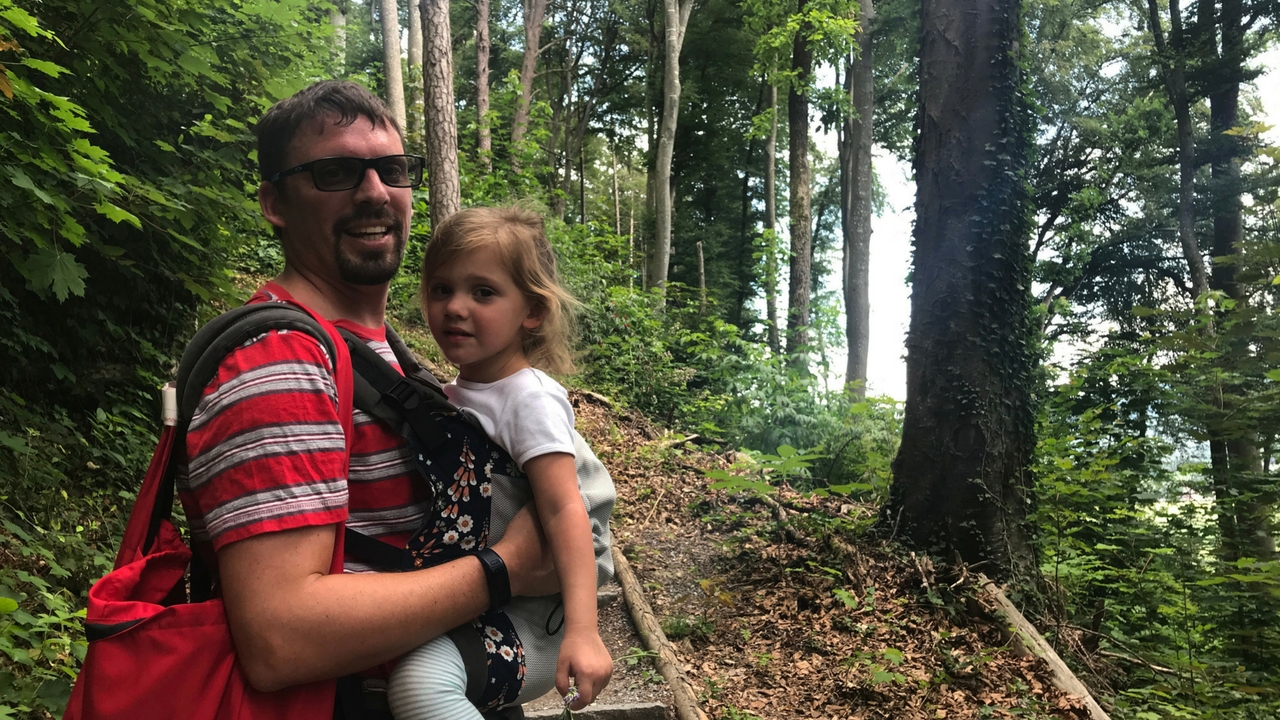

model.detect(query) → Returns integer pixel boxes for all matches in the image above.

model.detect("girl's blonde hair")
[421,206,579,375]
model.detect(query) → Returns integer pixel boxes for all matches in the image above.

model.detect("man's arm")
[218,503,556,692]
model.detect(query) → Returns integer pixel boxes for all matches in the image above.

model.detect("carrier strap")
[339,328,459,456]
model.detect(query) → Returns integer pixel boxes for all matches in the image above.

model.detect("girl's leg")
[387,635,485,720]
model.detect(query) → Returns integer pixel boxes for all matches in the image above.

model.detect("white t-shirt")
[444,367,576,470]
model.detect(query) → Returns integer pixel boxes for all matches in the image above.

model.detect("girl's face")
[424,243,543,383]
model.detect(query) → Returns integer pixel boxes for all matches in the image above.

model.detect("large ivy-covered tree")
[880,0,1039,581]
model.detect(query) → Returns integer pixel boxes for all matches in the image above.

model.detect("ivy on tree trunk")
[880,0,1038,582]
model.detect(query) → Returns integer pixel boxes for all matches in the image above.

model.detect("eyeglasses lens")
[312,158,364,191]
[309,156,423,191]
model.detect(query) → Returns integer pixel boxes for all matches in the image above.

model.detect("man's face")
[260,116,413,287]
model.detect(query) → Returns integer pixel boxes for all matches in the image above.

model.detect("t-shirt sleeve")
[498,384,577,470]
[179,328,349,551]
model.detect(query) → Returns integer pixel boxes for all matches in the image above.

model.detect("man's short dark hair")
[255,80,402,182]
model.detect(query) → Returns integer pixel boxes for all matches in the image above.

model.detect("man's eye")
[316,165,348,182]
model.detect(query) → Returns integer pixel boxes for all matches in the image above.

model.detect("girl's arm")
[522,452,613,707]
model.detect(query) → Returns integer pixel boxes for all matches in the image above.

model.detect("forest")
[1,0,1278,717]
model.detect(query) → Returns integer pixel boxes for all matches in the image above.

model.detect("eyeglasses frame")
[266,154,426,191]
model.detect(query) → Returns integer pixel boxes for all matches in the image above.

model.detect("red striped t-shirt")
[177,283,430,573]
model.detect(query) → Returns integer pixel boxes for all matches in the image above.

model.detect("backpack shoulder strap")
[175,303,335,423]
[168,303,410,573]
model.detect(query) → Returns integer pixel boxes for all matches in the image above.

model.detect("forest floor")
[561,391,1096,720]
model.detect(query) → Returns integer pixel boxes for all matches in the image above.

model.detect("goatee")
[333,208,407,286]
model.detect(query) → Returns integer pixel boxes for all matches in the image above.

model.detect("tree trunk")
[406,0,424,149]
[613,149,621,235]
[475,0,491,170]
[879,0,1038,582]
[647,0,694,296]
[1146,0,1210,300]
[1206,0,1275,667]
[511,0,548,167]
[785,1,813,365]
[421,0,460,225]
[840,1,874,397]
[697,241,707,313]
[331,1,347,71]
[765,84,780,354]
[380,0,407,131]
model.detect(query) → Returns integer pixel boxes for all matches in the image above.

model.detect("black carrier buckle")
[386,379,421,412]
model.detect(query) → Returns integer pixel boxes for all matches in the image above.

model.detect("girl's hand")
[492,503,559,598]
[556,631,613,710]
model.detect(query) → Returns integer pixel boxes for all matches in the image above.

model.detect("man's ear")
[258,181,287,231]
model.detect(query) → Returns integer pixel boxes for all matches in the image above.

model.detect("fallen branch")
[759,493,803,544]
[976,575,1112,720]
[642,486,667,525]
[1098,650,1176,677]
[611,544,710,720]
[659,433,700,449]
[576,389,615,408]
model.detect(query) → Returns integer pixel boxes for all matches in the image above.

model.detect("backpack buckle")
[386,379,421,412]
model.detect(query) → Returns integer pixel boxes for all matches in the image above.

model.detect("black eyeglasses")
[267,154,425,191]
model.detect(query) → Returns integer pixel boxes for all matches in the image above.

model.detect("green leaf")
[94,200,141,228]
[6,166,54,205]
[1,7,45,37]
[20,57,68,78]
[0,597,16,614]
[1266,369,1280,382]
[0,431,30,455]
[23,247,88,301]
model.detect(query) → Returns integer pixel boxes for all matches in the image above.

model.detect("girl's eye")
[429,285,451,298]
[474,288,496,299]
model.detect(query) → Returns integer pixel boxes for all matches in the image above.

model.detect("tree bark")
[511,0,548,167]
[406,0,424,149]
[1205,0,1275,666]
[765,83,780,354]
[840,1,874,397]
[696,240,706,313]
[646,0,694,296]
[1146,0,1210,300]
[331,1,347,72]
[475,0,492,170]
[421,0,460,225]
[879,0,1038,582]
[784,1,813,365]
[613,149,621,235]
[379,0,407,132]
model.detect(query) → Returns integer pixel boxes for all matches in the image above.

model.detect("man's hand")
[556,631,613,710]
[491,503,559,598]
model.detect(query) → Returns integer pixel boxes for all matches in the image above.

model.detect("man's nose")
[353,167,391,204]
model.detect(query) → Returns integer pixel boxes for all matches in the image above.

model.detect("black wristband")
[475,548,511,610]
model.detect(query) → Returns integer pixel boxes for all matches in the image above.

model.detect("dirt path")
[569,393,1094,720]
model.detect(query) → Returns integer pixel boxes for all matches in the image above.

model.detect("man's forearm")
[218,525,489,692]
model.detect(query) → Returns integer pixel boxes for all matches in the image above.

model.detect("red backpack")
[63,302,354,720]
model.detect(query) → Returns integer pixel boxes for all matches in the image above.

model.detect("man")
[177,80,554,712]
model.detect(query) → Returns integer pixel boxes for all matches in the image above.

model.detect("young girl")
[387,207,614,720]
